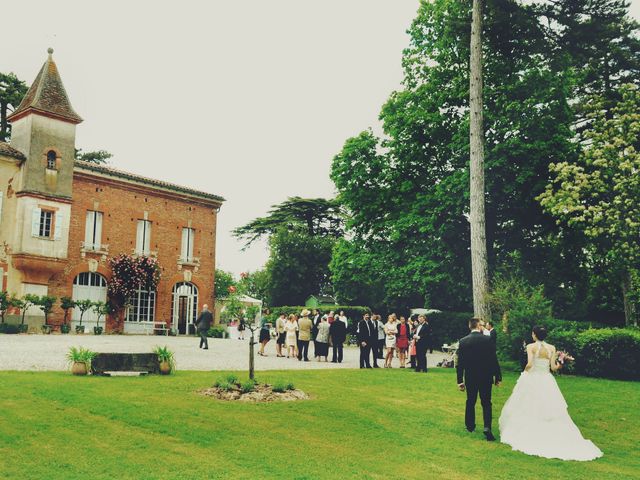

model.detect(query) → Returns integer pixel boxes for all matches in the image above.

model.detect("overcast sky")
[2,1,639,276]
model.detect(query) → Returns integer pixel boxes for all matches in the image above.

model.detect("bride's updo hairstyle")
[532,325,547,341]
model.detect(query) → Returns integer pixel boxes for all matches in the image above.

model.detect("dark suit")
[489,328,497,347]
[456,331,502,431]
[414,323,429,372]
[357,319,374,368]
[329,319,346,363]
[195,310,213,349]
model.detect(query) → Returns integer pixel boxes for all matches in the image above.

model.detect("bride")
[499,325,603,461]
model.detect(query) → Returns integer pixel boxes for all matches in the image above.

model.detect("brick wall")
[47,171,218,331]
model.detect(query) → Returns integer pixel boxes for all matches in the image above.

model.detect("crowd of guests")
[258,309,348,362]
[255,309,444,372]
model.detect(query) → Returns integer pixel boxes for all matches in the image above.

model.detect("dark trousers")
[377,339,385,359]
[416,344,427,372]
[199,331,208,349]
[465,380,493,431]
[297,340,310,360]
[359,343,372,368]
[332,343,344,363]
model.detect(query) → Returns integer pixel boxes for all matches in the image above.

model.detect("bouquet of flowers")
[557,351,575,365]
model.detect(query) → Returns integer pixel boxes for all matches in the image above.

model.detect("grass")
[0,369,637,480]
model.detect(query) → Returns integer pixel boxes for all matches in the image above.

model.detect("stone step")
[102,371,149,377]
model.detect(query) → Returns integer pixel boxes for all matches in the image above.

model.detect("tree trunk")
[469,0,491,321]
[249,330,256,380]
[621,271,636,327]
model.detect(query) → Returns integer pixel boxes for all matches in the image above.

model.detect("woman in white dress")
[284,314,299,359]
[384,315,398,368]
[499,326,603,461]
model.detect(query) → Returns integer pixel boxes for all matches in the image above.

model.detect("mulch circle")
[200,383,309,402]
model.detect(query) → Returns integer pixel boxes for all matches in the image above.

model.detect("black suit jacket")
[456,331,501,385]
[357,319,373,344]
[414,323,430,348]
[489,329,497,346]
[329,319,347,344]
[196,310,213,332]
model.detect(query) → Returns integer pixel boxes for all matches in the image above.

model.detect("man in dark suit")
[329,315,346,363]
[486,321,497,347]
[195,304,213,350]
[357,313,374,368]
[413,315,430,372]
[457,317,502,441]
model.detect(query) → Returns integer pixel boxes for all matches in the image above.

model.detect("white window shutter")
[85,211,94,247]
[188,229,194,260]
[181,228,188,260]
[95,212,103,249]
[31,207,42,237]
[54,211,64,240]
[144,222,151,254]
[136,221,144,254]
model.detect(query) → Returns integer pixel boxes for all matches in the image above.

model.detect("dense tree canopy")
[330,0,639,321]
[0,73,28,142]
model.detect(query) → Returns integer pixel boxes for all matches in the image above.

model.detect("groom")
[457,317,502,441]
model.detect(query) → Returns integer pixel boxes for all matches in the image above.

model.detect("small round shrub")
[225,374,238,384]
[217,381,232,392]
[285,382,295,391]
[272,382,287,393]
[240,381,255,393]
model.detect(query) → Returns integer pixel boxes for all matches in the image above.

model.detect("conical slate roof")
[8,48,82,124]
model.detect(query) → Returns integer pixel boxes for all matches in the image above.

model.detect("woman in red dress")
[396,316,410,368]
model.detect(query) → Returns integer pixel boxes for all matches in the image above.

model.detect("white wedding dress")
[499,341,603,461]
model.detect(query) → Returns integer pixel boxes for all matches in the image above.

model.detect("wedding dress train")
[498,342,603,461]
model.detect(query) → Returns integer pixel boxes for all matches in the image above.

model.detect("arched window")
[46,150,57,170]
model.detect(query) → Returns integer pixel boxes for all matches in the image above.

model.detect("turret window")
[46,150,57,170]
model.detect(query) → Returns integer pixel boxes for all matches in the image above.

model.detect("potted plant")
[152,345,175,375]
[0,291,10,325]
[60,297,75,334]
[66,346,97,375]
[36,295,57,334]
[92,301,112,335]
[75,299,94,334]
[13,294,38,333]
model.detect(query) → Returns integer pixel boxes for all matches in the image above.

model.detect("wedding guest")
[315,316,330,362]
[414,315,429,372]
[384,315,398,368]
[312,309,321,357]
[396,316,410,368]
[329,313,347,363]
[486,321,497,347]
[327,310,335,324]
[375,314,386,360]
[258,322,271,356]
[275,314,286,357]
[297,310,313,361]
[424,316,434,353]
[409,317,418,369]
[284,314,298,358]
[195,304,213,350]
[357,313,374,368]
[238,317,246,340]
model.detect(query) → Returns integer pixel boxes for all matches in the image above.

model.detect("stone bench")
[91,353,160,376]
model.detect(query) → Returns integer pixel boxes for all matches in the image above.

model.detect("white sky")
[2,0,639,276]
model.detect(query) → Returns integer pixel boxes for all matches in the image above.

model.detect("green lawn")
[0,369,637,480]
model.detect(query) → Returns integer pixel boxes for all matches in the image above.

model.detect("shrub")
[207,325,226,338]
[285,382,295,391]
[576,329,640,380]
[0,323,20,334]
[225,374,238,385]
[240,380,255,393]
[272,381,287,393]
[217,381,232,392]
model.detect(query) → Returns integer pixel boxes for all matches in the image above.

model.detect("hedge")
[547,328,640,381]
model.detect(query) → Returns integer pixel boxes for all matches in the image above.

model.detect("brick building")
[0,49,223,333]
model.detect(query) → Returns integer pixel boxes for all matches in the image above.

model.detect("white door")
[172,282,198,335]
[72,272,107,329]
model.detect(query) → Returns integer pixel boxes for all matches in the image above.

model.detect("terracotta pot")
[159,360,171,375]
[71,362,88,376]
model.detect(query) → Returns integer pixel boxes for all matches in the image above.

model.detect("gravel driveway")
[0,334,446,371]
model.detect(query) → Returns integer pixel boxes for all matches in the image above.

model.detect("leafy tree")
[92,301,112,328]
[13,294,38,326]
[0,291,11,324]
[0,72,27,142]
[214,269,236,300]
[74,149,113,164]
[539,84,640,326]
[35,295,57,326]
[233,197,343,249]
[265,229,335,306]
[75,299,94,327]
[60,297,76,326]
